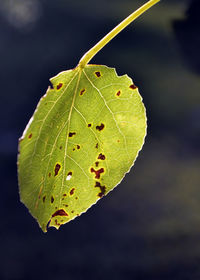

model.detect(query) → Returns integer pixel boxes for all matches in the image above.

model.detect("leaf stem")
[78,0,160,68]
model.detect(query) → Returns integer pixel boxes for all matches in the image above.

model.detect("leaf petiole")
[78,0,160,69]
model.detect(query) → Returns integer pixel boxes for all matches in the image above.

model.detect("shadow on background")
[1,0,200,279]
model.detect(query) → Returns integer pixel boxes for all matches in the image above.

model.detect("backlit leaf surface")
[18,65,147,232]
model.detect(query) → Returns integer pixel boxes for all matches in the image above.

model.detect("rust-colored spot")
[116,90,121,96]
[59,145,63,150]
[43,196,46,203]
[95,161,99,167]
[70,188,75,195]
[117,139,120,143]
[56,83,63,90]
[95,143,99,149]
[54,163,61,176]
[95,181,106,198]
[69,132,76,137]
[63,193,67,197]
[90,167,104,179]
[28,133,32,139]
[71,210,74,213]
[48,172,51,177]
[129,83,137,90]
[77,145,80,149]
[96,123,105,131]
[88,123,92,127]
[52,209,68,217]
[75,197,78,200]
[95,71,101,77]
[51,196,54,203]
[98,153,105,160]
[80,89,86,96]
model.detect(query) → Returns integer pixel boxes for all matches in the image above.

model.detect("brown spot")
[77,145,80,149]
[129,83,137,90]
[95,161,99,167]
[65,204,69,207]
[80,89,86,96]
[96,123,105,131]
[117,139,120,143]
[95,181,106,198]
[56,83,63,90]
[69,132,76,137]
[52,209,68,217]
[88,123,92,127]
[95,71,101,77]
[67,171,72,176]
[51,196,54,203]
[98,153,105,160]
[48,172,51,177]
[73,148,75,151]
[75,197,78,200]
[63,193,67,197]
[59,146,63,150]
[28,133,32,139]
[70,188,75,195]
[90,167,104,179]
[95,143,99,149]
[54,163,61,176]
[71,210,74,213]
[42,196,46,203]
[116,90,121,96]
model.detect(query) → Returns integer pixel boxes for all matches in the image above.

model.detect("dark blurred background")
[1,0,200,279]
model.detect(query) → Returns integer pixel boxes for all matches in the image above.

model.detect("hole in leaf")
[66,171,72,181]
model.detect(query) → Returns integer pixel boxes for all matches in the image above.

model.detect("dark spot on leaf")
[54,163,61,176]
[59,146,63,150]
[67,171,72,176]
[28,133,32,139]
[90,167,105,179]
[63,193,67,197]
[70,188,75,195]
[95,71,101,77]
[80,88,86,96]
[95,181,106,198]
[96,123,105,131]
[98,153,105,160]
[88,123,92,127]
[48,172,51,177]
[52,209,68,217]
[95,161,99,167]
[77,145,80,149]
[71,210,74,213]
[65,204,68,207]
[95,143,99,149]
[51,196,54,203]
[116,90,121,96]
[56,83,63,90]
[75,197,78,200]
[43,196,46,203]
[55,219,58,225]
[73,148,75,151]
[69,132,76,137]
[129,83,137,90]
[117,139,120,143]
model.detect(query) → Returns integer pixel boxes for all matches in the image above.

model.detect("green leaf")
[18,65,146,232]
